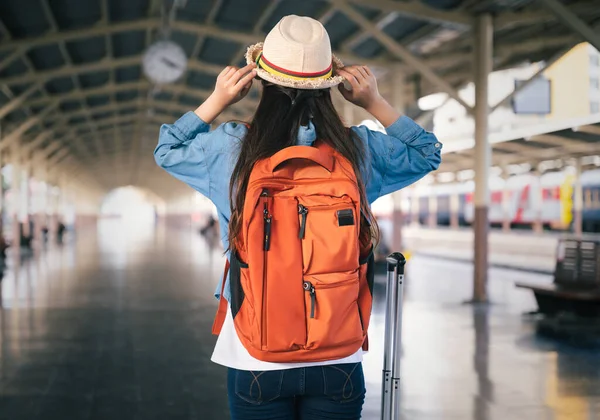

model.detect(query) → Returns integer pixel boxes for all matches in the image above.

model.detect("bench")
[515,237,600,318]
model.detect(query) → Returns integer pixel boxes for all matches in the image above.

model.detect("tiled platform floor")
[0,220,599,420]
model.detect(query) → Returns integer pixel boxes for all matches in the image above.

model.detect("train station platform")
[402,226,560,274]
[0,221,599,420]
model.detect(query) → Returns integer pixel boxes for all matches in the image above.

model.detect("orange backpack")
[212,141,374,363]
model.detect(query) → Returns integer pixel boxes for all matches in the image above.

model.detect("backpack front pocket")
[303,270,363,350]
[297,196,359,275]
[261,196,306,352]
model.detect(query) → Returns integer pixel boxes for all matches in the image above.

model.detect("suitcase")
[381,252,406,420]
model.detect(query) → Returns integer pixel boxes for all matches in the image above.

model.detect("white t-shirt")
[211,303,363,371]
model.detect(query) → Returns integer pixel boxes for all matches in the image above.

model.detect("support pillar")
[47,177,56,242]
[58,176,67,232]
[411,186,420,225]
[391,192,404,251]
[428,187,437,228]
[450,191,460,229]
[472,14,493,303]
[11,149,21,248]
[34,157,48,245]
[532,169,543,234]
[0,150,4,239]
[391,67,406,251]
[573,158,583,236]
[20,160,31,239]
[501,169,511,232]
[0,122,2,238]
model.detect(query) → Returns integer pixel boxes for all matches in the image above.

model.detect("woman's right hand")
[212,63,257,107]
[194,63,257,123]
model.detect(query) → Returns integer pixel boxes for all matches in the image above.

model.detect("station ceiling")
[0,0,599,198]
[440,113,600,176]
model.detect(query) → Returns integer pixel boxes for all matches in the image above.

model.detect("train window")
[593,190,600,209]
[584,189,592,208]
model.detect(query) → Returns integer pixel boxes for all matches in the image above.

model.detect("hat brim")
[246,42,344,90]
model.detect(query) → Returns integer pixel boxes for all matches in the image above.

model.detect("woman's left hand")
[336,65,381,110]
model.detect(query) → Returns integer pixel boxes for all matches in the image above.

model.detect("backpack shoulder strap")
[211,259,230,335]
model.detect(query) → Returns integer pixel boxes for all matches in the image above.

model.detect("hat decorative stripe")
[257,52,333,81]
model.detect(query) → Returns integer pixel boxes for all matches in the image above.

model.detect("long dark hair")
[228,80,379,251]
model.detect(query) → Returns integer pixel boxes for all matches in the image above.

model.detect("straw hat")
[246,15,344,90]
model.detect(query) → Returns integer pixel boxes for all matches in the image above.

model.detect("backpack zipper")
[303,280,316,318]
[261,189,270,348]
[263,198,272,251]
[298,205,308,239]
[297,202,355,239]
[302,276,358,320]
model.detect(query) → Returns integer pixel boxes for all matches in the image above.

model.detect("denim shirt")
[155,111,442,301]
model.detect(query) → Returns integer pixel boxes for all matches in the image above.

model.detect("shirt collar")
[296,120,317,146]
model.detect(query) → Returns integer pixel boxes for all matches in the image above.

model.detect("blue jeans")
[227,363,365,419]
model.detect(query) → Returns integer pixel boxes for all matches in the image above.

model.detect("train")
[372,169,600,233]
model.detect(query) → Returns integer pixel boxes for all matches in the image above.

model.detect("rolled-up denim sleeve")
[154,111,213,196]
[154,111,247,200]
[352,116,442,203]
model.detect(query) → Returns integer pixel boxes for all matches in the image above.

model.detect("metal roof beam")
[492,141,539,155]
[47,148,72,167]
[35,100,188,134]
[0,53,252,103]
[38,141,63,160]
[0,48,24,74]
[531,134,597,148]
[1,55,140,86]
[0,102,58,151]
[44,0,108,162]
[334,0,473,112]
[493,138,600,165]
[21,131,52,155]
[0,16,11,40]
[50,100,144,122]
[343,0,471,26]
[55,112,165,134]
[3,59,258,119]
[0,82,41,119]
[0,19,159,54]
[0,19,380,77]
[574,125,600,136]
[538,0,600,52]
[85,160,164,172]
[340,10,394,55]
[172,20,389,69]
[128,98,145,186]
[25,81,150,108]
[495,1,600,30]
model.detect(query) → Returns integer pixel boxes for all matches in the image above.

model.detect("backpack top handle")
[268,146,334,173]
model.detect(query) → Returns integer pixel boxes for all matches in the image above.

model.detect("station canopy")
[1,0,599,198]
[440,114,600,177]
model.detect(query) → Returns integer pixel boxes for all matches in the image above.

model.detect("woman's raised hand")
[337,65,400,127]
[194,63,257,124]
[213,63,257,107]
[336,65,382,110]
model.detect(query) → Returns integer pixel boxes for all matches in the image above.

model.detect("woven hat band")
[256,52,333,81]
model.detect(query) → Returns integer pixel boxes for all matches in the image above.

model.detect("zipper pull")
[263,190,271,251]
[298,204,308,239]
[263,209,271,251]
[303,281,316,318]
